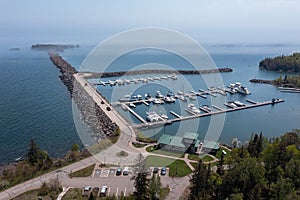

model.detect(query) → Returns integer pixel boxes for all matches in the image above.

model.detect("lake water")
[0,42,299,164]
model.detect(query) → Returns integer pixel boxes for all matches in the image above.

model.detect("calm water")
[0,42,299,164]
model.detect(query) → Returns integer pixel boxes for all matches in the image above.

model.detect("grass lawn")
[168,160,192,177]
[145,155,175,167]
[12,189,59,200]
[188,154,201,161]
[160,187,170,200]
[216,147,230,160]
[70,164,95,177]
[132,142,147,148]
[62,188,86,200]
[201,155,214,162]
[190,162,198,170]
[137,132,157,143]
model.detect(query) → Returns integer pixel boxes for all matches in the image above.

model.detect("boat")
[100,81,107,86]
[146,112,163,122]
[202,105,212,112]
[160,113,168,120]
[148,77,154,81]
[160,76,168,80]
[129,103,136,108]
[233,100,245,107]
[119,95,131,102]
[178,95,187,101]
[170,74,178,80]
[237,86,251,95]
[189,95,197,100]
[186,103,201,114]
[153,98,164,104]
[156,91,164,98]
[177,90,184,95]
[164,96,175,103]
[166,91,175,97]
[108,80,116,86]
[125,79,131,84]
[225,101,238,108]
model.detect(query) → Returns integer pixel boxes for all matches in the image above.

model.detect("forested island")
[259,53,300,72]
[31,44,79,51]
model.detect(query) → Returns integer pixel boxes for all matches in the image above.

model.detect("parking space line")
[116,187,119,196]
[124,187,126,196]
[107,187,111,196]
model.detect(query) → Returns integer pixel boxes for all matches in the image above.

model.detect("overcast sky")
[1,0,300,44]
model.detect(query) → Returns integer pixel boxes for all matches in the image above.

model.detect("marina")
[129,98,284,129]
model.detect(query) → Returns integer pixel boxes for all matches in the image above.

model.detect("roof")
[158,134,172,145]
[203,140,220,150]
[169,136,185,148]
[183,132,198,140]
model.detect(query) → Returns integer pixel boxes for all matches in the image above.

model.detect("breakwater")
[49,52,118,141]
[84,68,233,79]
[32,44,79,51]
[249,79,273,85]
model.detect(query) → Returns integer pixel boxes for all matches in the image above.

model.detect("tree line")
[0,139,90,191]
[259,53,300,72]
[189,130,300,200]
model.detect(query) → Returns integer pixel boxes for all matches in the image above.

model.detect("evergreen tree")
[26,139,40,165]
[149,174,161,200]
[132,172,150,200]
[189,160,207,200]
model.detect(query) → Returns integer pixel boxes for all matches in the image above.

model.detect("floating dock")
[131,99,285,129]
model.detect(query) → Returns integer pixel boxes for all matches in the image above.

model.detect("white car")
[100,185,108,197]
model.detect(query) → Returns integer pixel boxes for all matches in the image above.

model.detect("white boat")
[189,96,197,100]
[108,80,116,86]
[153,98,164,104]
[237,86,251,95]
[146,112,163,122]
[186,103,201,114]
[160,114,168,120]
[119,95,131,102]
[156,91,164,98]
[202,105,212,112]
[164,96,175,103]
[125,79,131,84]
[178,95,187,101]
[170,74,177,80]
[233,101,245,107]
[129,103,136,108]
[177,90,184,95]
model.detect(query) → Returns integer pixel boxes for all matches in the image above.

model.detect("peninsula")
[259,52,300,72]
[31,44,79,51]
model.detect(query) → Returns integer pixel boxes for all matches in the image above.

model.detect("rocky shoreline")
[49,52,118,141]
[249,78,274,85]
[84,68,233,79]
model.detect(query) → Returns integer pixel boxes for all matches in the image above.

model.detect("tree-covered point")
[188,130,300,200]
[274,75,300,88]
[259,53,300,72]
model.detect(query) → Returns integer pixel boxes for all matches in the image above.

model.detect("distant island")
[9,48,20,51]
[31,44,79,51]
[259,52,300,72]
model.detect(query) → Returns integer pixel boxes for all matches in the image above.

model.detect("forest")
[189,130,300,200]
[259,53,300,72]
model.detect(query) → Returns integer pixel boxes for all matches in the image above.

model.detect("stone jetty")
[249,79,274,85]
[49,52,119,141]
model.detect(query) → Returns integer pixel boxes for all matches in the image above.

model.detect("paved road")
[0,73,194,200]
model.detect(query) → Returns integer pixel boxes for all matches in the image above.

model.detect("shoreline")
[49,52,119,141]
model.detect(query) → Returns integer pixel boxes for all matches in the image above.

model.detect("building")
[200,140,220,154]
[158,132,201,154]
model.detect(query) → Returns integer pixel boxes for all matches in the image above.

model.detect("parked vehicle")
[116,167,122,176]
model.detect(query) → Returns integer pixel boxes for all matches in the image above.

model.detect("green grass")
[12,189,59,200]
[70,164,95,177]
[216,147,230,160]
[132,142,147,148]
[160,187,170,200]
[144,156,192,177]
[137,133,157,143]
[145,155,175,167]
[190,162,198,170]
[188,154,201,161]
[167,160,192,177]
[62,188,86,200]
[201,155,214,162]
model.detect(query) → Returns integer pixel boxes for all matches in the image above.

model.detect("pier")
[123,104,147,124]
[131,99,285,129]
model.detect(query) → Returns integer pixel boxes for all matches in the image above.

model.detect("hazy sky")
[1,0,300,44]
